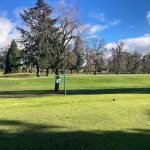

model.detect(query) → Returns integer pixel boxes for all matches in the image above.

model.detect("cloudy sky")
[0,0,150,54]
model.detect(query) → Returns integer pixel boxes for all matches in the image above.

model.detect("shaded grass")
[0,88,150,98]
[0,124,150,150]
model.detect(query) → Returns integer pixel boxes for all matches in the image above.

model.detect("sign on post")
[55,73,67,95]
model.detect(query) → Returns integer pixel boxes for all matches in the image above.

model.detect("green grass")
[0,74,150,149]
[0,74,150,94]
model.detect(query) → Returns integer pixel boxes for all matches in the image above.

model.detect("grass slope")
[0,74,150,149]
[0,74,150,95]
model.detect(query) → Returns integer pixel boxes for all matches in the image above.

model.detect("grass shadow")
[67,88,150,95]
[0,88,150,98]
[0,119,150,150]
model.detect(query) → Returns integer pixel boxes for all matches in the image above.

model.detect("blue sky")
[78,0,150,41]
[1,0,150,53]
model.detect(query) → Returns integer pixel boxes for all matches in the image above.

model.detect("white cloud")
[90,12,106,22]
[82,12,121,38]
[106,35,150,54]
[79,23,108,39]
[105,42,116,50]
[109,20,121,27]
[84,24,108,34]
[81,20,121,39]
[0,14,20,49]
[89,12,121,27]
[146,11,150,26]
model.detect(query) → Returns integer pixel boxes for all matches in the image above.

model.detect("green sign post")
[55,73,67,95]
[64,72,67,95]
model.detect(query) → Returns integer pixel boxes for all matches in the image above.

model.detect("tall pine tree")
[4,40,20,74]
[17,0,57,77]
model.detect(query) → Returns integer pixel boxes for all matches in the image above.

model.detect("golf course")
[0,74,150,150]
[1,0,150,149]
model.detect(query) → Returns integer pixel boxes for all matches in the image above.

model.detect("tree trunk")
[55,70,59,92]
[70,68,73,74]
[116,65,119,75]
[36,64,40,77]
[94,70,97,75]
[116,58,120,75]
[94,64,97,75]
[46,67,49,76]
[116,70,119,75]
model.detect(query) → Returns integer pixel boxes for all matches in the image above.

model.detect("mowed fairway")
[0,74,150,150]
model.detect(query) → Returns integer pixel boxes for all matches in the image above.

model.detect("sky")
[0,0,150,54]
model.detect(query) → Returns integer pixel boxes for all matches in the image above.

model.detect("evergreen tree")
[4,40,20,74]
[73,36,84,73]
[17,0,57,77]
[0,49,7,71]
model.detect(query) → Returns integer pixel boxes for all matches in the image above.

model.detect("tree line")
[0,0,150,92]
[1,38,150,75]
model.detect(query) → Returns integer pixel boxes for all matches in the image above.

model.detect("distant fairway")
[0,74,150,96]
[0,74,150,150]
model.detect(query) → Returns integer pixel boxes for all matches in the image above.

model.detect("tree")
[90,38,106,75]
[46,4,80,92]
[73,36,84,73]
[112,41,124,75]
[0,48,7,71]
[0,54,3,71]
[4,40,20,74]
[124,51,132,74]
[130,51,141,74]
[141,52,150,74]
[17,0,57,77]
[67,45,76,74]
[84,47,95,73]
[18,0,79,92]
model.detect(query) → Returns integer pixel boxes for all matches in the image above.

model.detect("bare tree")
[84,47,95,73]
[46,3,80,92]
[130,51,142,74]
[67,47,76,74]
[112,41,124,75]
[90,38,106,75]
[141,52,150,74]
